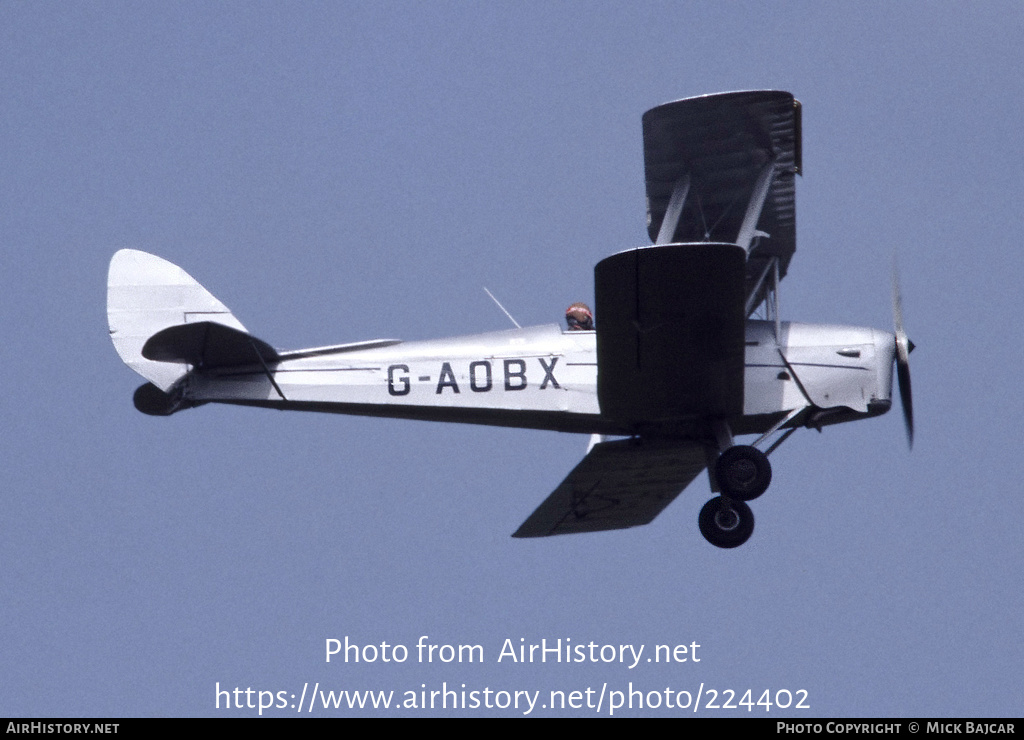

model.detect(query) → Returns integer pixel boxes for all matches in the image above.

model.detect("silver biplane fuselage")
[181,320,894,438]
[108,91,912,548]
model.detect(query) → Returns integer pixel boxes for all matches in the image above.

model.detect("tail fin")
[107,250,248,392]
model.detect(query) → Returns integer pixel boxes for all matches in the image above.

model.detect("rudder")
[107,249,248,391]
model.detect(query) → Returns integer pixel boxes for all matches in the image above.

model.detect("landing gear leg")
[700,420,772,547]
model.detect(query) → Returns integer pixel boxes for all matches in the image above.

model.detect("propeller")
[892,263,915,448]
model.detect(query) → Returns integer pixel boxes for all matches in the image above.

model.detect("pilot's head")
[565,302,594,331]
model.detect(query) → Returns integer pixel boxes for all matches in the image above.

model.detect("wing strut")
[771,257,781,341]
[655,174,691,244]
[735,161,778,252]
[745,256,775,316]
[745,256,782,341]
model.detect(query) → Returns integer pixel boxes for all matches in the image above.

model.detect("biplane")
[108,90,913,548]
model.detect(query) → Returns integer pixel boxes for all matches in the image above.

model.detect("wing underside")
[512,438,707,537]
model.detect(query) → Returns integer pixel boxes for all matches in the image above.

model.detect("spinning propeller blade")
[892,264,914,448]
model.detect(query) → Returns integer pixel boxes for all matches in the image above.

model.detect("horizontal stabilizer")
[512,438,707,537]
[143,321,278,368]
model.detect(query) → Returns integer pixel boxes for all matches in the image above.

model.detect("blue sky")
[3,1,1022,717]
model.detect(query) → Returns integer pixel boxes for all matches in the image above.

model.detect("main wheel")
[715,445,772,501]
[698,497,755,548]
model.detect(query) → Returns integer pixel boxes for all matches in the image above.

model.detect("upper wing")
[512,438,707,537]
[642,90,801,314]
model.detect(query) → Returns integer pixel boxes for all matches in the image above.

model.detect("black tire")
[698,497,755,548]
[715,445,772,501]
